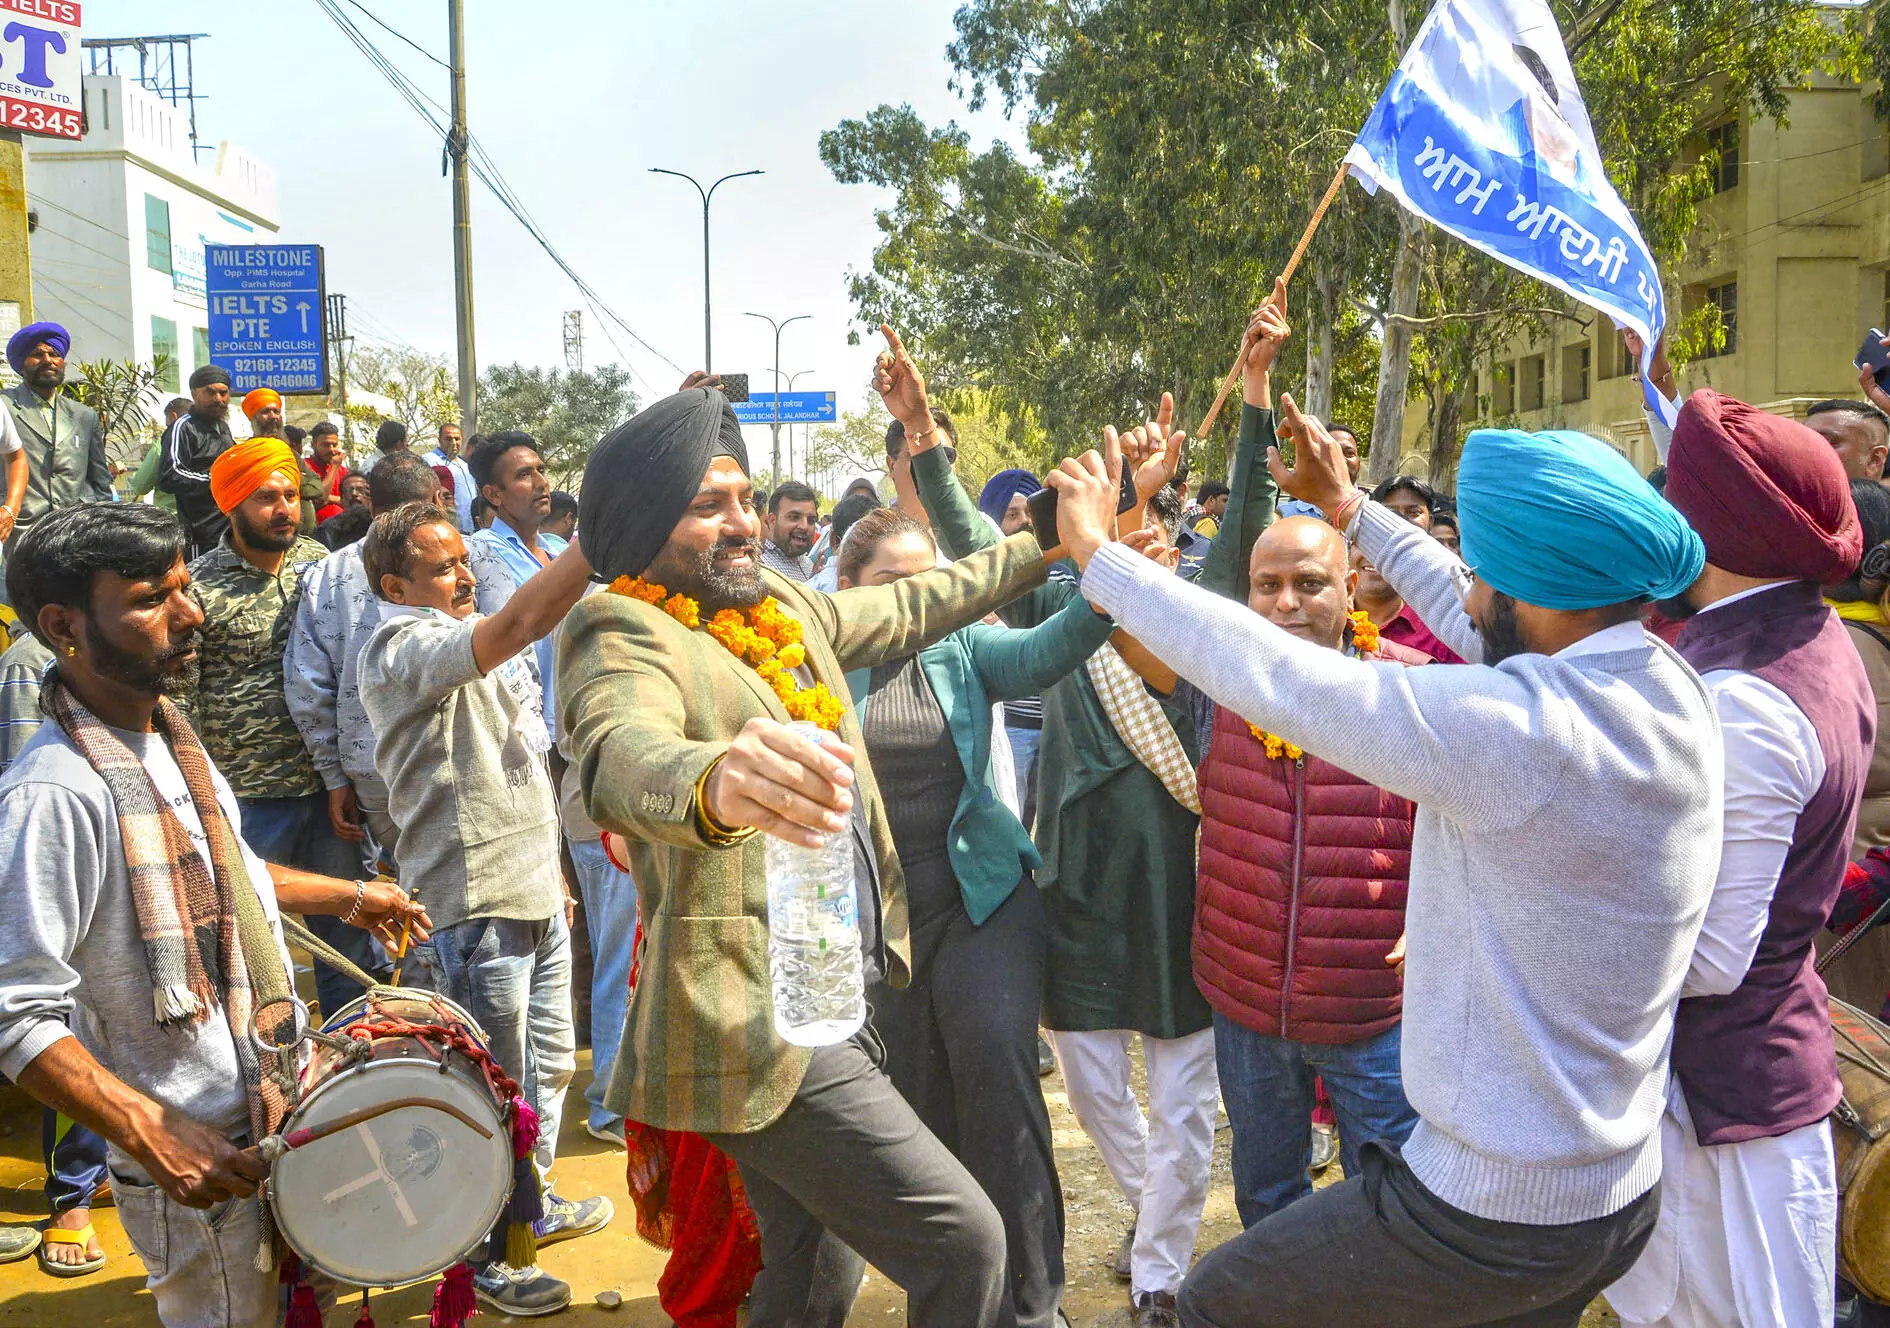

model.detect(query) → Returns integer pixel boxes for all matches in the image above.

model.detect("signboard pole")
[448,0,478,434]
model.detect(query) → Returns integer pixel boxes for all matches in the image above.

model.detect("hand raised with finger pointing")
[871,324,931,434]
[1268,392,1355,517]
[1046,423,1125,572]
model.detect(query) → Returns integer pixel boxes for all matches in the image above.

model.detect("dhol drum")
[267,990,515,1288]
[1832,994,1890,1304]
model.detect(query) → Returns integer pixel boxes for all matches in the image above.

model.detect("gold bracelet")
[693,754,757,847]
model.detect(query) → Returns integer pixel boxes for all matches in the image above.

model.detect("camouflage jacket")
[184,535,329,799]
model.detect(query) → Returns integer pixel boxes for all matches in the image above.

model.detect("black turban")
[189,363,230,389]
[580,388,750,580]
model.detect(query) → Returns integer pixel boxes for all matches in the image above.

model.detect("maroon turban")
[1665,390,1863,586]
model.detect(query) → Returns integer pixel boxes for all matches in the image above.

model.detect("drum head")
[1843,1129,1890,1305]
[271,1057,512,1287]
[321,987,487,1042]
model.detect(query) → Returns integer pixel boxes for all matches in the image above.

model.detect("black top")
[864,654,966,929]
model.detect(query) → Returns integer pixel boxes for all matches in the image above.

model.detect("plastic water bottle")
[764,722,865,1046]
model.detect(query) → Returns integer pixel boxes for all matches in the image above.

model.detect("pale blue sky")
[80,1,1021,421]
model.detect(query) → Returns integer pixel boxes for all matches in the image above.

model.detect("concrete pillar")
[0,130,33,322]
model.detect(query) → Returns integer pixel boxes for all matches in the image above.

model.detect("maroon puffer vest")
[1194,685,1417,1046]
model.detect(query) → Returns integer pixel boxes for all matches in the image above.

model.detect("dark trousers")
[706,1030,1007,1328]
[1213,1012,1417,1227]
[872,884,1063,1328]
[42,1110,108,1214]
[1177,1140,1659,1328]
[238,793,389,1017]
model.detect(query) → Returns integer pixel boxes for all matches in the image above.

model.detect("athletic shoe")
[473,1263,570,1316]
[0,1224,40,1264]
[1133,1290,1180,1328]
[1114,1220,1136,1281]
[585,1119,626,1149]
[536,1190,613,1245]
[1309,1121,1338,1173]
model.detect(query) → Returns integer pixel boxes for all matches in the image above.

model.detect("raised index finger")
[879,324,910,361]
[1155,391,1174,436]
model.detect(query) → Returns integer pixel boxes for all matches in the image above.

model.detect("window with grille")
[1702,282,1738,357]
[1706,122,1739,194]
[145,195,172,274]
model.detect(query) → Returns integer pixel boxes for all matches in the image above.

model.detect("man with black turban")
[560,338,1053,1328]
[157,364,236,558]
[2,320,106,554]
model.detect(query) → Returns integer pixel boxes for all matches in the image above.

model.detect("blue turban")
[6,321,67,376]
[978,468,1041,527]
[1456,428,1704,610]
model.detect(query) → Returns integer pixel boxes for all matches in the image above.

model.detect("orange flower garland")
[1246,612,1382,761]
[609,575,846,731]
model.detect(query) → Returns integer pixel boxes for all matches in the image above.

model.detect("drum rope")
[281,914,386,992]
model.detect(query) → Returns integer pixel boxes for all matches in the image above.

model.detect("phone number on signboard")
[0,98,79,140]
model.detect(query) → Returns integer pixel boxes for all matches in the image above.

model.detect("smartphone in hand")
[1856,330,1890,389]
[1027,468,1142,552]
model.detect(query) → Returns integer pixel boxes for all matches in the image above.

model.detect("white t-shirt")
[0,399,20,454]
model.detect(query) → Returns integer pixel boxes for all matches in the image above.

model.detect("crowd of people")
[0,275,1886,1328]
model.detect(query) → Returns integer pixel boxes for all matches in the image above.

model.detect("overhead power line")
[310,0,683,391]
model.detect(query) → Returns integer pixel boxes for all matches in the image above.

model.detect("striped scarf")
[1085,641,1201,815]
[41,675,294,1146]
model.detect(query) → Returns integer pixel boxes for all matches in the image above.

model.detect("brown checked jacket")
[557,533,1048,1134]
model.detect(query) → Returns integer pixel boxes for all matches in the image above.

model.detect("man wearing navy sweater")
[1046,404,1723,1327]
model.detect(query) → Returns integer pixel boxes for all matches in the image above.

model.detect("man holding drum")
[0,503,426,1328]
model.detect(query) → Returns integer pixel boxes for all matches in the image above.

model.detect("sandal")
[37,1223,105,1278]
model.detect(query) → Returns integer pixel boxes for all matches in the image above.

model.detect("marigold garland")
[1245,612,1382,761]
[609,575,845,730]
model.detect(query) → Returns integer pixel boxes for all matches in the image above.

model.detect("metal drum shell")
[1832,995,1890,1304]
[268,989,513,1289]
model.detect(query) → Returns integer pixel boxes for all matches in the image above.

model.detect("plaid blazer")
[557,534,1048,1134]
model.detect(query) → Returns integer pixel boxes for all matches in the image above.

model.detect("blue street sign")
[730,390,837,425]
[204,244,328,395]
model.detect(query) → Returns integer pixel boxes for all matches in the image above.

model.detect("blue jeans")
[568,839,636,1134]
[425,913,576,1189]
[1212,1013,1418,1228]
[1005,723,1041,826]
[237,793,389,1017]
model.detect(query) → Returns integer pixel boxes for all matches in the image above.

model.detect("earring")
[65,645,76,657]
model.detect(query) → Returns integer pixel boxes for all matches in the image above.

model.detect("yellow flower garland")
[1247,611,1381,761]
[609,575,846,731]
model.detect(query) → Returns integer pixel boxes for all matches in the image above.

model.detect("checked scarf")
[41,675,295,1146]
[1085,641,1201,815]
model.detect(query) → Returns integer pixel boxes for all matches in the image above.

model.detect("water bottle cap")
[784,720,823,740]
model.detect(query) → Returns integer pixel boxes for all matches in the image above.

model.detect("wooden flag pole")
[1192,159,1352,442]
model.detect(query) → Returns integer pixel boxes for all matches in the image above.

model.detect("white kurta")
[1608,589,1836,1327]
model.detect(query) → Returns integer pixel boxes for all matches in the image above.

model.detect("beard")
[90,621,201,697]
[1652,593,1698,623]
[1474,590,1531,664]
[27,363,64,391]
[233,504,298,553]
[669,536,767,613]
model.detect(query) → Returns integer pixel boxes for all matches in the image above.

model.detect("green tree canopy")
[475,363,641,489]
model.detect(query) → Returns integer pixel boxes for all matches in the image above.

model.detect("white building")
[22,73,279,391]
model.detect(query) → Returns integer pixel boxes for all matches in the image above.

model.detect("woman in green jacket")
[837,504,1116,1328]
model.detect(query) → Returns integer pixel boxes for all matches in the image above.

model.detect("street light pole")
[782,368,813,476]
[650,168,763,372]
[746,311,809,481]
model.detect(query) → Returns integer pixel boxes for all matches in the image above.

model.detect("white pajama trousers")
[1606,1082,1836,1328]
[1047,1027,1220,1297]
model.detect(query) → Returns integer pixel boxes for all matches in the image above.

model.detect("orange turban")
[241,387,282,419]
[210,437,301,514]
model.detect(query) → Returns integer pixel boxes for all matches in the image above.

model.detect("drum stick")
[388,886,420,987]
[250,1096,494,1163]
[1192,159,1351,444]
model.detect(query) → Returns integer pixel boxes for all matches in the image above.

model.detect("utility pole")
[745,311,809,481]
[782,367,813,476]
[650,168,763,372]
[326,292,350,442]
[447,0,477,433]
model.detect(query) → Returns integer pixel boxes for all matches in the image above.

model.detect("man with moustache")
[159,365,237,559]
[760,481,821,582]
[3,321,105,550]
[358,497,610,1317]
[557,356,1053,1328]
[1050,404,1722,1326]
[0,502,425,1328]
[182,438,382,1016]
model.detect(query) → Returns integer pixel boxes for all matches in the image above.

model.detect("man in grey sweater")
[1046,403,1724,1327]
[357,499,609,1317]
